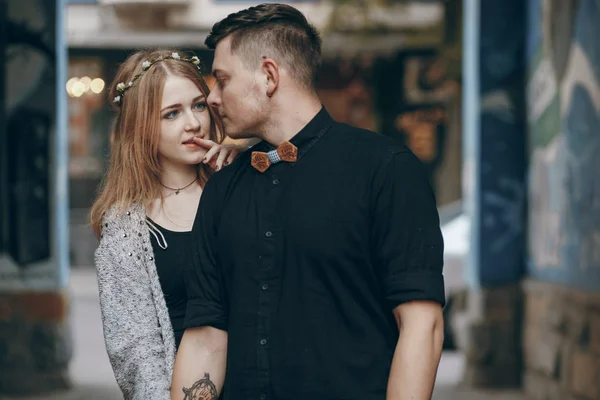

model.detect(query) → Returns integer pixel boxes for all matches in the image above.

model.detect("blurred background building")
[65,0,462,268]
[0,0,599,399]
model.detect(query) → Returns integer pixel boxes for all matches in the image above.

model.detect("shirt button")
[272,179,280,185]
[265,231,272,238]
[261,284,269,290]
[260,338,267,345]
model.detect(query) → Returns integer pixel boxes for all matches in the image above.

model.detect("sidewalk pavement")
[0,269,527,400]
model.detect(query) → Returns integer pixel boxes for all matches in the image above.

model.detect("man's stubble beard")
[223,119,263,140]
[226,130,260,140]
[222,88,268,140]
[223,111,267,141]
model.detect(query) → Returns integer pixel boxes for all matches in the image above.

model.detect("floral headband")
[113,52,202,105]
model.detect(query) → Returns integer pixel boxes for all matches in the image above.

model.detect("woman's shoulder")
[95,203,147,271]
[101,203,145,236]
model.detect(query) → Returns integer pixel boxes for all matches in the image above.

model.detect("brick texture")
[522,279,600,400]
[449,284,523,388]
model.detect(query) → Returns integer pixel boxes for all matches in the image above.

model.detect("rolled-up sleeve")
[184,177,228,331]
[371,149,445,309]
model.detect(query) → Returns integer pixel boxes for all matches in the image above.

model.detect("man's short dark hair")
[205,3,322,90]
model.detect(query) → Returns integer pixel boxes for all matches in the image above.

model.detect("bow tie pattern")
[251,141,298,173]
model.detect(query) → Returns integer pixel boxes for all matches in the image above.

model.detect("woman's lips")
[182,135,203,146]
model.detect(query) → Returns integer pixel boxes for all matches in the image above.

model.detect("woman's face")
[158,74,212,169]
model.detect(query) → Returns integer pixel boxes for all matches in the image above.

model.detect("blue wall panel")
[526,0,600,291]
[463,0,527,288]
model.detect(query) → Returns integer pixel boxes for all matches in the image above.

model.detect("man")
[172,4,445,400]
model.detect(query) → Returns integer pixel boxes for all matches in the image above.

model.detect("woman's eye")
[164,110,178,119]
[194,103,207,111]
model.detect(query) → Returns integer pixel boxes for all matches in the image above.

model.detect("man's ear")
[262,57,279,98]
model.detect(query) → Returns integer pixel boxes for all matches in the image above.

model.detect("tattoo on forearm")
[182,373,218,400]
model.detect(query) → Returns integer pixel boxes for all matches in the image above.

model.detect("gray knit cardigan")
[94,203,176,400]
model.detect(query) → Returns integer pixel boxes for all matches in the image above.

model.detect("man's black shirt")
[185,107,445,400]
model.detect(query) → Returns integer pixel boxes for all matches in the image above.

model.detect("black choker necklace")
[160,177,197,195]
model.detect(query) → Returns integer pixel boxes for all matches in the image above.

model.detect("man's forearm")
[387,322,444,400]
[171,327,228,400]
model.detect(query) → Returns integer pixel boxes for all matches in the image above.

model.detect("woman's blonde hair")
[90,49,224,237]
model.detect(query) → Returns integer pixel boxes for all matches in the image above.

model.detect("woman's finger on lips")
[193,137,216,149]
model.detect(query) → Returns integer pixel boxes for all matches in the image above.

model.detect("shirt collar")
[288,106,333,151]
[256,106,333,158]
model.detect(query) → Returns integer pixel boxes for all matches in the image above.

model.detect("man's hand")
[387,300,444,400]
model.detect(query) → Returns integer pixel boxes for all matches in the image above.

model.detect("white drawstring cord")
[145,218,168,250]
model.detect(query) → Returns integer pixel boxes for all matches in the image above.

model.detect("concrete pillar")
[451,0,527,388]
[0,0,71,395]
[524,1,600,398]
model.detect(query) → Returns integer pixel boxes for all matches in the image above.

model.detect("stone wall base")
[449,284,523,388]
[0,291,72,395]
[523,279,600,400]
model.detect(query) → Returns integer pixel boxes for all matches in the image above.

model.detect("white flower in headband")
[113,53,202,107]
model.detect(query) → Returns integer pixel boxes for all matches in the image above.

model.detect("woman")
[90,49,244,399]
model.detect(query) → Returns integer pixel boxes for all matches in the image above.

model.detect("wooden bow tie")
[251,141,298,173]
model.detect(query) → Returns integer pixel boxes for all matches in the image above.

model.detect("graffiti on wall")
[527,0,600,290]
[471,0,527,286]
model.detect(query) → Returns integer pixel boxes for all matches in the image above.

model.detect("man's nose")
[207,88,220,108]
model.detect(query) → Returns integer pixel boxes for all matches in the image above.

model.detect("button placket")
[255,166,288,393]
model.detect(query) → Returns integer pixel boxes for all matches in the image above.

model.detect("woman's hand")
[193,137,245,171]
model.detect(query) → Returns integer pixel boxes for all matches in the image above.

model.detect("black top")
[148,217,190,350]
[185,107,445,400]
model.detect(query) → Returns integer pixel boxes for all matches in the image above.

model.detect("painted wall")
[464,0,527,287]
[527,0,600,291]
